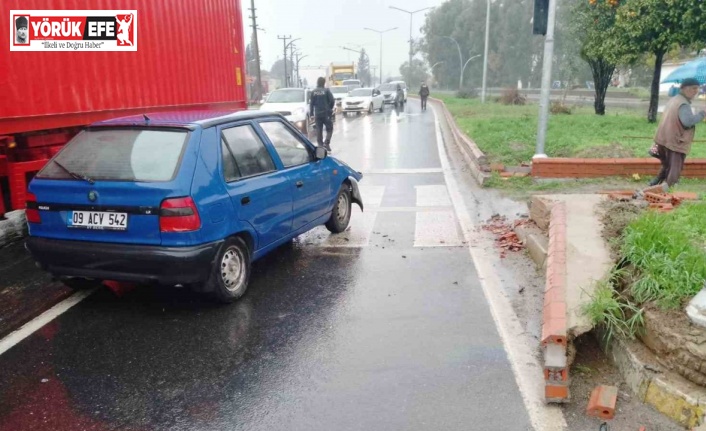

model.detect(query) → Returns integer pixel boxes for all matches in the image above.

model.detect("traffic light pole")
[535,0,557,158]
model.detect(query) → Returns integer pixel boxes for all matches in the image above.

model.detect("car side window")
[259,121,312,168]
[221,125,276,182]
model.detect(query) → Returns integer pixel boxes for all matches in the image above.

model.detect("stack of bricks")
[532,157,706,179]
[542,202,570,403]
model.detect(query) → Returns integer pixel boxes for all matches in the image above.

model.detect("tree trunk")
[648,50,665,123]
[587,57,615,116]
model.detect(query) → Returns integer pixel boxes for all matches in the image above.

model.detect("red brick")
[490,163,505,172]
[672,192,699,200]
[541,317,568,346]
[587,385,618,420]
[545,383,570,403]
[544,286,565,306]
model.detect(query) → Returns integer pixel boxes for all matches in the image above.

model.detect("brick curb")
[533,157,706,179]
[542,202,570,403]
[0,210,27,249]
[428,98,491,186]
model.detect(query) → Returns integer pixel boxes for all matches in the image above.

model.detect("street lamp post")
[364,27,397,85]
[389,6,432,84]
[296,54,309,87]
[462,55,481,89]
[437,36,463,90]
[342,46,371,85]
[284,37,301,87]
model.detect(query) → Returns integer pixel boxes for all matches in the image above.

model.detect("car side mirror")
[315,146,327,160]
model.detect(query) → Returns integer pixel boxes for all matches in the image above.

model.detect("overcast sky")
[241,0,441,81]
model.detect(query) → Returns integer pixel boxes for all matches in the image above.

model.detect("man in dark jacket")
[309,77,336,150]
[419,82,430,111]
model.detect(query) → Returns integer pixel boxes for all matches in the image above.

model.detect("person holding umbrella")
[648,78,706,188]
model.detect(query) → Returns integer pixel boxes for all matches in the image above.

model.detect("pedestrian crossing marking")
[299,208,377,247]
[358,185,385,208]
[415,185,452,207]
[413,211,463,248]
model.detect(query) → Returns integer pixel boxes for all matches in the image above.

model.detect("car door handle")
[241,196,251,205]
[296,181,304,188]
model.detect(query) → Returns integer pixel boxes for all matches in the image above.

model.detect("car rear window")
[37,129,188,182]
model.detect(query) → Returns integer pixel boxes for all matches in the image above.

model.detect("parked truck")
[0,0,247,216]
[328,63,356,86]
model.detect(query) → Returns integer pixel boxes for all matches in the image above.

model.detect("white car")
[342,88,384,115]
[377,83,399,105]
[389,80,408,102]
[342,79,362,89]
[259,88,312,134]
[329,86,351,108]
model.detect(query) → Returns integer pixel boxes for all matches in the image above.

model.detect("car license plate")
[68,211,128,231]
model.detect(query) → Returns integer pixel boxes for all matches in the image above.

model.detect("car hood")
[345,96,371,103]
[260,102,307,113]
[381,90,396,96]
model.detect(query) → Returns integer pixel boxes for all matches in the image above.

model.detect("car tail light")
[25,192,41,224]
[160,197,201,233]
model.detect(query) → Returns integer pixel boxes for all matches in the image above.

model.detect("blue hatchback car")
[26,111,363,302]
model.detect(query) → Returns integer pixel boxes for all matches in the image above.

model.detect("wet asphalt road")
[0,102,533,430]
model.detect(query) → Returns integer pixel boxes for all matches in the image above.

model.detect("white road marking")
[413,211,463,247]
[369,206,453,213]
[361,168,443,174]
[432,106,567,430]
[357,185,385,208]
[0,289,94,357]
[415,185,452,207]
[298,208,377,248]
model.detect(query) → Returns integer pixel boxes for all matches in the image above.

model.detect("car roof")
[91,110,280,130]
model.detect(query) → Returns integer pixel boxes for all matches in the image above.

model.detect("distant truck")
[328,63,356,86]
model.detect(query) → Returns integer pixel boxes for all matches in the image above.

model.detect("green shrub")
[456,88,478,99]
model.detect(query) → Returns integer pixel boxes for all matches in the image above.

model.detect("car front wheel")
[206,236,251,303]
[325,186,352,233]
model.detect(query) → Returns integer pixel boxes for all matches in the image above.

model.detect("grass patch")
[437,95,706,165]
[582,271,644,343]
[621,202,706,308]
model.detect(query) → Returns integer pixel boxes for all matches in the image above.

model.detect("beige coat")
[654,93,696,155]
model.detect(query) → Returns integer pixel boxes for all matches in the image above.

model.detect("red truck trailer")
[0,0,247,216]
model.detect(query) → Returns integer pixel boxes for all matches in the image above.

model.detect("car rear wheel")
[325,186,352,234]
[301,117,310,135]
[207,236,251,303]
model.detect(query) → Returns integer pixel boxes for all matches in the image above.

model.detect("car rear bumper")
[26,236,222,285]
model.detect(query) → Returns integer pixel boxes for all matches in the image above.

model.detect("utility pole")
[481,0,490,103]
[277,35,291,87]
[535,0,557,158]
[249,0,263,102]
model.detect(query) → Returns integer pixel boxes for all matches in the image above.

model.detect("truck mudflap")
[348,176,364,212]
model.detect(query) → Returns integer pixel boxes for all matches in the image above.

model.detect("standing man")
[648,78,706,188]
[310,77,335,151]
[419,82,430,112]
